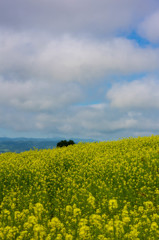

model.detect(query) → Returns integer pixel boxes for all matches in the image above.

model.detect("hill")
[0,137,95,153]
[0,136,159,239]
[0,137,57,153]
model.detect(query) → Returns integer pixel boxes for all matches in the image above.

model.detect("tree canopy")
[56,140,75,148]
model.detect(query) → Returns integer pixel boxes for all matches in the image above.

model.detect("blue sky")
[0,0,159,141]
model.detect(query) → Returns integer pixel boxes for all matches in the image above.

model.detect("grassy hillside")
[0,136,159,239]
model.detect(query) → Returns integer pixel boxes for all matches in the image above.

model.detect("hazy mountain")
[0,137,95,153]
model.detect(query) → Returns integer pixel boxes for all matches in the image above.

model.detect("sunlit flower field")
[0,136,159,239]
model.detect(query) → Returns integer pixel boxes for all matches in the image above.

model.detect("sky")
[0,0,159,141]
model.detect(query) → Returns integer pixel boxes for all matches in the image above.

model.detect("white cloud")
[1,0,159,140]
[31,104,139,139]
[31,104,159,140]
[0,77,82,112]
[138,10,159,43]
[0,32,159,83]
[107,78,159,109]
[1,91,159,140]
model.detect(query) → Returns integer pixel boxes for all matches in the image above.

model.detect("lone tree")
[56,139,75,148]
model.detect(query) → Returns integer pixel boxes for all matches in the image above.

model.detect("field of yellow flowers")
[0,135,159,239]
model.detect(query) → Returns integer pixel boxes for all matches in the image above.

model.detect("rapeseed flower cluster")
[0,135,159,239]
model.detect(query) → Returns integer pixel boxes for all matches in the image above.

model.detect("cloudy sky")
[0,0,159,141]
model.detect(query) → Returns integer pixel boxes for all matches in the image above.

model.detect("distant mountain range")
[0,137,96,153]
